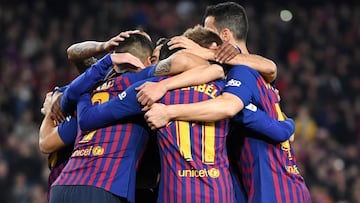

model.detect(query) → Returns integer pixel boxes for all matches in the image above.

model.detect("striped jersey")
[76,76,234,202]
[47,115,77,202]
[75,74,295,203]
[224,66,311,203]
[157,79,235,203]
[53,66,155,203]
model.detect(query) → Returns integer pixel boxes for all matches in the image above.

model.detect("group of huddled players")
[38,2,311,203]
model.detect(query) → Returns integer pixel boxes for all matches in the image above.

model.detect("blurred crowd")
[0,0,359,202]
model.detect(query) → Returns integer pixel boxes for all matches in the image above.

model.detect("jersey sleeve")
[232,103,295,142]
[137,65,156,78]
[223,66,258,106]
[61,54,113,115]
[76,80,146,132]
[57,116,78,145]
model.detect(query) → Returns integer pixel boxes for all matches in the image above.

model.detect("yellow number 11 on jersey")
[175,121,216,165]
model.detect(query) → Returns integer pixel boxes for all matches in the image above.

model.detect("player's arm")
[224,54,277,83]
[77,80,145,132]
[144,67,253,127]
[144,92,243,130]
[61,53,143,115]
[67,30,140,62]
[168,37,277,82]
[39,93,77,154]
[39,115,77,154]
[233,104,295,142]
[137,52,225,106]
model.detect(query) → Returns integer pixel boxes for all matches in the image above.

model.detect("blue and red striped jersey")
[224,66,311,203]
[47,116,77,202]
[76,76,234,202]
[156,79,235,203]
[75,74,296,203]
[53,70,153,203]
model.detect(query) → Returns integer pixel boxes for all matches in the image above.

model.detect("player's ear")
[221,28,231,42]
[209,42,218,50]
[144,56,152,67]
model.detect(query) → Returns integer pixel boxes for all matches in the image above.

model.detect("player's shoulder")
[230,65,258,75]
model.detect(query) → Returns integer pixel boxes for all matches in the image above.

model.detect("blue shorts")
[50,185,128,203]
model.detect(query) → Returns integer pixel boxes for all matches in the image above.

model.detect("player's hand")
[136,82,167,107]
[289,134,295,142]
[144,103,170,130]
[110,53,145,71]
[104,30,140,52]
[168,36,200,50]
[41,92,52,115]
[215,42,239,64]
[50,91,66,125]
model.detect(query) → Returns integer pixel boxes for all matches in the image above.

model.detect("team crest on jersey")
[225,79,242,87]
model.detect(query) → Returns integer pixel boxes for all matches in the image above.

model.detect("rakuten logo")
[226,79,242,87]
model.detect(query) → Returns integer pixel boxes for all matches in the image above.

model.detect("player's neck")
[233,41,249,54]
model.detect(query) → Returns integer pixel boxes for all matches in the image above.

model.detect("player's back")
[227,66,311,203]
[53,70,151,203]
[157,79,235,203]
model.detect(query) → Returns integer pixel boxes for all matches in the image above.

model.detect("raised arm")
[60,53,144,115]
[67,30,140,61]
[67,30,140,72]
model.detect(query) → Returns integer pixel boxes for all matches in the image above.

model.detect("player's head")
[183,24,223,48]
[114,33,154,67]
[203,2,248,43]
[159,25,222,61]
[151,37,168,64]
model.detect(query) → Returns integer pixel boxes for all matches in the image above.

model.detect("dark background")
[1,0,359,202]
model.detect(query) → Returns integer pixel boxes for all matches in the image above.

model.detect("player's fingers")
[41,107,46,115]
[135,83,145,91]
[216,45,236,63]
[142,105,150,111]
[141,97,150,106]
[137,93,145,102]
[168,43,186,50]
[147,99,155,106]
[110,41,120,46]
[138,94,149,106]
[223,51,237,62]
[289,134,295,142]
[136,91,143,100]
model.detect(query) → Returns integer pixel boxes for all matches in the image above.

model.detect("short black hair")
[204,2,248,41]
[158,39,183,61]
[114,33,154,63]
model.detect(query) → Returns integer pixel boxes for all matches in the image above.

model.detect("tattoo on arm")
[70,43,100,60]
[154,58,172,76]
